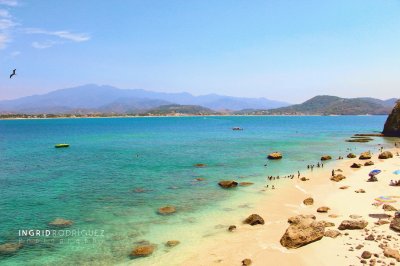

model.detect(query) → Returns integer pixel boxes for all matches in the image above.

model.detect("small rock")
[243,214,264,226]
[361,251,372,259]
[303,197,314,205]
[195,178,205,181]
[320,221,335,227]
[364,161,374,166]
[165,240,180,247]
[324,230,341,238]
[351,163,362,168]
[194,163,206,167]
[383,204,398,212]
[242,258,252,266]
[365,234,375,241]
[130,245,155,257]
[228,225,237,232]
[339,186,349,189]
[350,215,362,219]
[218,180,238,188]
[317,207,330,213]
[360,259,367,264]
[48,218,73,227]
[355,244,364,250]
[300,177,309,181]
[355,189,366,193]
[157,206,176,215]
[338,219,368,230]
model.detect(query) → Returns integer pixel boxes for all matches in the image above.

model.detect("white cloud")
[0,0,18,7]
[0,18,16,30]
[0,33,9,49]
[10,50,19,56]
[32,40,58,49]
[0,9,11,18]
[26,28,91,42]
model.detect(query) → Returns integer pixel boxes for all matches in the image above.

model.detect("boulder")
[303,197,314,206]
[361,251,372,259]
[0,243,23,255]
[321,155,332,161]
[239,182,254,187]
[383,204,398,212]
[378,151,393,159]
[243,214,265,226]
[383,100,400,137]
[330,174,346,182]
[324,230,341,238]
[157,206,176,215]
[218,180,238,188]
[228,225,237,232]
[280,215,325,249]
[267,152,282,160]
[320,221,335,227]
[338,219,368,230]
[347,153,357,158]
[317,207,330,213]
[359,152,372,160]
[165,240,180,247]
[383,247,400,262]
[350,163,362,168]
[390,218,400,232]
[242,258,252,266]
[300,177,309,181]
[48,218,73,227]
[364,161,374,166]
[130,245,155,257]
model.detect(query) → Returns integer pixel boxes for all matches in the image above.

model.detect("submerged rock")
[383,100,400,137]
[359,152,372,160]
[157,206,176,215]
[239,182,254,187]
[48,218,73,227]
[165,240,180,247]
[194,163,206,167]
[280,215,325,249]
[338,219,368,230]
[130,244,155,257]
[303,197,314,206]
[0,243,23,255]
[218,180,238,188]
[378,151,393,159]
[267,152,282,160]
[243,214,265,226]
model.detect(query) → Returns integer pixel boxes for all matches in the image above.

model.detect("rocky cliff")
[383,100,400,136]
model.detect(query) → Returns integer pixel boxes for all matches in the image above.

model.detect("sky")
[0,0,399,103]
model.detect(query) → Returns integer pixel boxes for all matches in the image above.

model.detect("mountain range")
[0,84,288,114]
[0,85,397,115]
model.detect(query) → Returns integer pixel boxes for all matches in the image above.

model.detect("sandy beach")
[130,142,400,266]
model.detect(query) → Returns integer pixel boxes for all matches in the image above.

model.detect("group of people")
[307,162,324,170]
[390,180,400,186]
[266,174,294,181]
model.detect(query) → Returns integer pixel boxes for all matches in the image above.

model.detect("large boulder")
[330,174,346,182]
[378,151,393,159]
[359,152,372,160]
[218,180,238,188]
[338,219,368,230]
[267,152,282,160]
[321,155,332,161]
[0,243,23,255]
[48,218,73,227]
[390,217,400,232]
[130,244,155,257]
[157,206,176,215]
[280,215,325,249]
[243,214,265,226]
[383,100,400,137]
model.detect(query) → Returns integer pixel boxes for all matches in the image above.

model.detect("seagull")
[9,69,16,79]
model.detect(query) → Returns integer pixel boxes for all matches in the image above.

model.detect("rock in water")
[130,245,155,257]
[383,100,400,137]
[347,153,356,158]
[280,215,325,249]
[267,152,282,160]
[338,219,368,230]
[165,240,180,247]
[321,155,332,161]
[378,151,393,159]
[218,180,238,188]
[359,152,372,160]
[303,197,314,206]
[239,182,254,187]
[0,243,23,255]
[157,206,176,215]
[48,218,73,227]
[243,214,265,226]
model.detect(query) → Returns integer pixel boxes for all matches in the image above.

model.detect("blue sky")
[0,0,399,103]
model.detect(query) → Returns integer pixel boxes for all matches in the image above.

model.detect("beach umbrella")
[393,170,400,175]
[374,196,396,203]
[369,169,381,176]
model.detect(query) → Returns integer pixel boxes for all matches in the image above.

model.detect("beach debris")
[194,163,206,167]
[165,240,180,247]
[0,243,23,255]
[379,151,393,159]
[239,182,254,187]
[243,214,265,226]
[364,161,374,166]
[338,219,368,230]
[383,204,398,212]
[350,163,362,168]
[359,152,372,160]
[347,153,357,158]
[267,152,282,160]
[331,174,346,182]
[303,197,314,206]
[130,244,155,257]
[324,229,341,238]
[280,215,325,249]
[242,258,252,265]
[321,155,332,161]
[157,206,176,215]
[48,218,73,228]
[317,207,330,213]
[355,189,366,193]
[218,180,238,188]
[390,217,400,232]
[228,225,237,232]
[383,247,400,262]
[361,251,372,259]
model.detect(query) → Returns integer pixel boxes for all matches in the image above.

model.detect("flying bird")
[9,69,16,79]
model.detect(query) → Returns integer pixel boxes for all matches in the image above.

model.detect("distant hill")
[142,104,216,115]
[236,96,397,115]
[0,84,289,114]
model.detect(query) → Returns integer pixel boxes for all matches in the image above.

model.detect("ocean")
[0,116,391,265]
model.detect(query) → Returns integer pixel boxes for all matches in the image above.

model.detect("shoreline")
[128,143,400,265]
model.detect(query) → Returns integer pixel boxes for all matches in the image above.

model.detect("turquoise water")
[0,116,391,265]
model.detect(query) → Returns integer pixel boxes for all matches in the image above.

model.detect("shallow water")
[0,116,391,265]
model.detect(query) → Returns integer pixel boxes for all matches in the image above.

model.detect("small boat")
[55,144,70,148]
[232,127,243,131]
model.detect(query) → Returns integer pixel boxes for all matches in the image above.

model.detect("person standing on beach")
[332,169,335,176]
